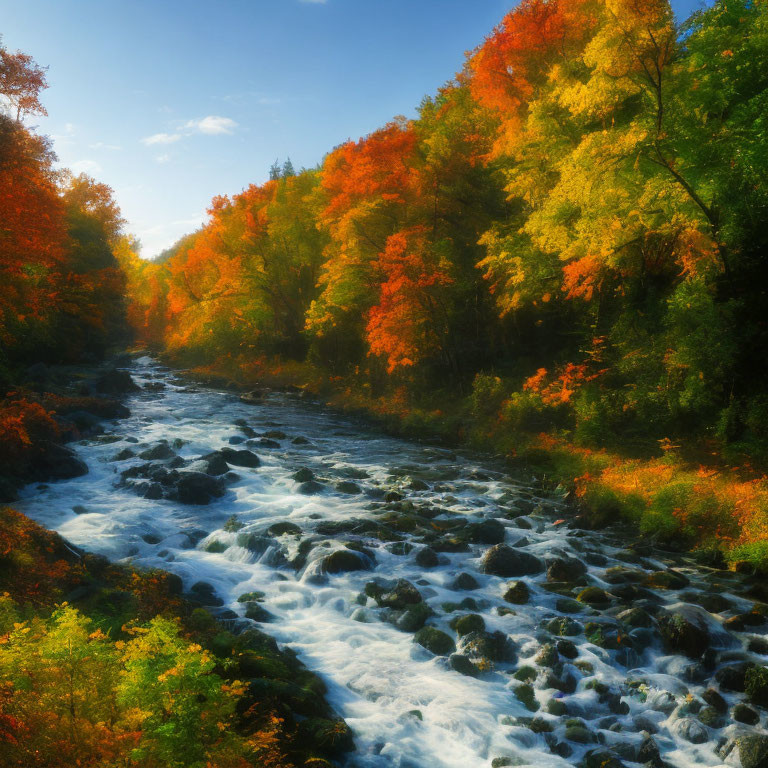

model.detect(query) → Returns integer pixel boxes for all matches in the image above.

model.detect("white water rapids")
[16,357,767,768]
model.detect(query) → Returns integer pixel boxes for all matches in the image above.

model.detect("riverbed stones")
[469,519,506,544]
[174,471,225,505]
[450,613,485,636]
[733,703,761,725]
[458,630,514,663]
[503,580,530,604]
[719,733,768,768]
[645,569,690,590]
[414,627,455,655]
[265,521,302,537]
[657,611,710,658]
[449,653,479,677]
[616,607,653,628]
[481,544,544,577]
[414,546,439,568]
[514,683,539,711]
[451,572,480,590]
[322,549,371,574]
[576,586,612,607]
[392,602,433,632]
[379,579,422,609]
[110,447,135,461]
[547,556,588,583]
[298,480,325,495]
[194,452,230,475]
[335,481,362,495]
[139,442,176,460]
[746,665,768,706]
[189,581,224,607]
[219,447,260,468]
[675,716,708,744]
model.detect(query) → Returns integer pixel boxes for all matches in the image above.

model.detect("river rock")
[379,579,422,609]
[657,611,710,658]
[267,521,302,536]
[138,442,176,461]
[192,452,230,476]
[547,556,588,583]
[336,481,362,494]
[617,607,653,628]
[298,480,324,495]
[481,544,544,577]
[703,687,728,712]
[451,572,480,590]
[415,547,439,568]
[459,630,515,663]
[451,614,485,636]
[37,442,88,480]
[95,368,140,394]
[392,602,433,632]
[503,580,530,604]
[733,703,760,725]
[173,472,225,505]
[675,716,708,743]
[414,627,455,656]
[110,447,135,462]
[645,570,690,590]
[189,581,223,607]
[449,653,479,677]
[296,717,354,757]
[239,390,263,404]
[469,519,506,544]
[322,549,371,574]
[719,733,768,768]
[746,665,768,706]
[219,447,260,468]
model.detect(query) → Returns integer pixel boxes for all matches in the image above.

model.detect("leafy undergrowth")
[186,355,768,574]
[0,506,352,768]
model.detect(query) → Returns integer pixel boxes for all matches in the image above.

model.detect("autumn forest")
[3,1,768,767]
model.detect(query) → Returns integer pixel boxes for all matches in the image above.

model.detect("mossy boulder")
[503,580,530,604]
[481,544,543,577]
[658,612,710,658]
[414,627,456,656]
[450,613,485,636]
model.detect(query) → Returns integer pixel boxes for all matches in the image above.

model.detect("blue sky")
[2,0,704,258]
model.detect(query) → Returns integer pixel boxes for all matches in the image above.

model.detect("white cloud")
[90,141,122,151]
[184,115,238,135]
[142,132,182,145]
[70,159,102,175]
[155,154,171,164]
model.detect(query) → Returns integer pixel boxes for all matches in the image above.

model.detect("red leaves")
[320,119,419,226]
[366,227,453,373]
[468,0,590,119]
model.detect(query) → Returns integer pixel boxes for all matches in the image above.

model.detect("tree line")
[119,0,768,460]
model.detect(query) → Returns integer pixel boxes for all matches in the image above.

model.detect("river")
[16,356,767,768]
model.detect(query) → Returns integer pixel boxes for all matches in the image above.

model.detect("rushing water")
[17,357,768,768]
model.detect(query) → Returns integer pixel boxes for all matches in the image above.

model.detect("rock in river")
[481,544,543,577]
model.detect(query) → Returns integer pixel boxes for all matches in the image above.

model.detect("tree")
[0,41,48,121]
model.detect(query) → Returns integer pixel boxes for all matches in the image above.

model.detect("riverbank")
[183,354,768,574]
[0,505,352,767]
